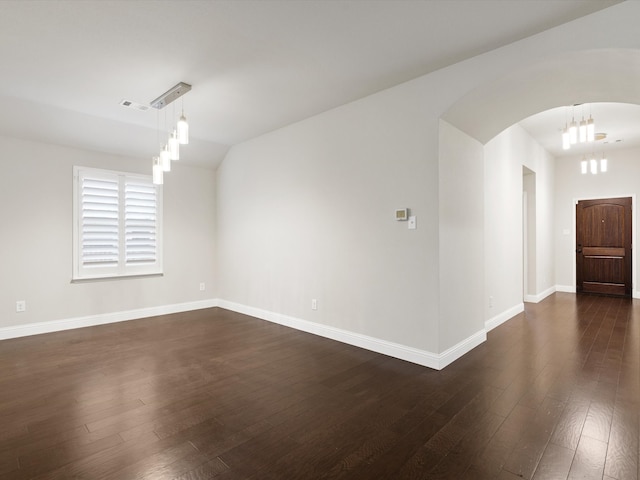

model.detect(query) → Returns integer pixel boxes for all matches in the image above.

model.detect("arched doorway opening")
[440,49,640,329]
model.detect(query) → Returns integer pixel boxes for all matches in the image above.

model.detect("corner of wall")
[485,303,524,332]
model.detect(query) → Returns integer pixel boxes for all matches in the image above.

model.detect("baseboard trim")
[1,298,490,371]
[555,285,576,293]
[485,303,524,332]
[217,300,485,370]
[556,285,639,299]
[438,329,487,369]
[524,286,556,304]
[0,299,219,341]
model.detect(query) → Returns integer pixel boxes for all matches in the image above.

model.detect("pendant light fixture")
[587,116,595,142]
[569,116,578,145]
[160,144,171,171]
[562,128,571,150]
[579,117,587,143]
[169,129,179,161]
[177,106,189,145]
[150,82,192,184]
[600,153,608,172]
[152,156,163,185]
[580,152,608,175]
[561,104,595,151]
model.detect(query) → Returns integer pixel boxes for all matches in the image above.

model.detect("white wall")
[216,80,442,354]
[555,146,640,296]
[484,125,555,328]
[0,135,216,331]
[438,120,485,351]
[533,140,555,298]
[523,168,536,298]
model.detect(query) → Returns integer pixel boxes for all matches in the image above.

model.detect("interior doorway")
[576,197,632,297]
[523,167,536,301]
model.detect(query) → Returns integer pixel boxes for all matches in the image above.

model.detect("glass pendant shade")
[590,158,598,175]
[177,114,189,144]
[579,119,587,143]
[562,128,571,150]
[561,107,596,151]
[152,156,163,185]
[160,145,171,171]
[581,160,588,174]
[569,119,578,144]
[587,117,595,142]
[600,157,607,172]
[169,130,179,160]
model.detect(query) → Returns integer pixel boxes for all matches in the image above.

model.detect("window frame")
[72,166,163,281]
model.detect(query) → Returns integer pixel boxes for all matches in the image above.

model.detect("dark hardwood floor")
[0,293,638,479]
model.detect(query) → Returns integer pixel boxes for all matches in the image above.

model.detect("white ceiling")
[0,0,624,168]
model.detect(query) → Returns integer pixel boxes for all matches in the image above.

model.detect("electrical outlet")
[199,283,205,291]
[311,299,318,310]
[16,300,26,313]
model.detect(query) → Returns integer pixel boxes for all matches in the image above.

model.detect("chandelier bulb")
[169,130,180,161]
[562,126,570,150]
[160,144,171,171]
[600,155,608,172]
[586,116,595,142]
[177,113,189,145]
[569,118,578,145]
[579,118,587,143]
[152,156,164,185]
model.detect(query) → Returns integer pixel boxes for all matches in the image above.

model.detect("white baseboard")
[0,299,219,341]
[485,302,524,332]
[555,285,576,293]
[438,329,487,369]
[1,298,491,371]
[217,300,485,370]
[524,286,556,304]
[556,285,639,299]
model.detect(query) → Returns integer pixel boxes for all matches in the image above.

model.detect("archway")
[440,48,640,330]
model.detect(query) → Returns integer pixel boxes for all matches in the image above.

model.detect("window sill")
[71,272,164,283]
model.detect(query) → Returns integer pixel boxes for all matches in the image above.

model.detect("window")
[73,166,162,280]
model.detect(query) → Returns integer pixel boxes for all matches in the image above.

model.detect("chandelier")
[561,104,594,150]
[150,82,191,185]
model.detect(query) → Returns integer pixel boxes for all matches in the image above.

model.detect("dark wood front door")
[576,197,632,297]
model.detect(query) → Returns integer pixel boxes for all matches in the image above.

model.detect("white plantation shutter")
[80,176,119,268]
[125,179,157,265]
[73,167,162,279]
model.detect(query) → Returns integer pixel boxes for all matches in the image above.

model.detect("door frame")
[571,194,637,298]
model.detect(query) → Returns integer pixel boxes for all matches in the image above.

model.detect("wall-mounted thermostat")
[395,208,408,221]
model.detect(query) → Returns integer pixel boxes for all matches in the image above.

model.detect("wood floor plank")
[502,396,566,479]
[604,398,639,480]
[425,410,505,479]
[567,435,608,480]
[531,443,575,480]
[463,404,536,478]
[0,294,637,479]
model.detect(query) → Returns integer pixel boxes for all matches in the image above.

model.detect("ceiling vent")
[119,99,149,111]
